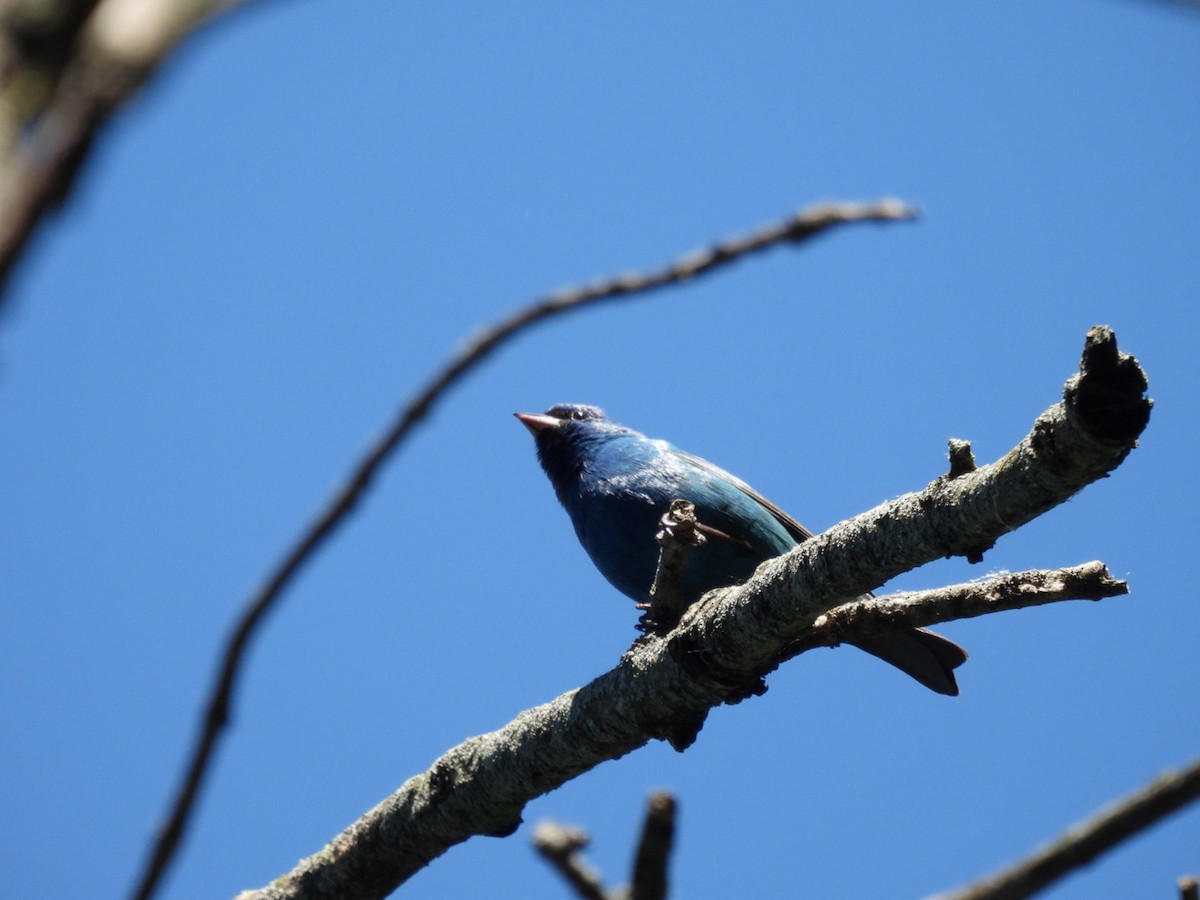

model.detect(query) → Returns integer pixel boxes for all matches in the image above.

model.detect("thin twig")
[133,200,916,900]
[533,793,677,900]
[533,822,612,900]
[643,500,705,633]
[932,756,1200,900]
[782,562,1127,662]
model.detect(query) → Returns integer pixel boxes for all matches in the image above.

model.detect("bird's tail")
[850,629,968,696]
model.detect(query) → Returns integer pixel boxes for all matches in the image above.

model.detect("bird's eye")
[545,404,605,422]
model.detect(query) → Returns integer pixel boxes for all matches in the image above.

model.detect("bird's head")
[515,404,618,497]
[514,403,606,435]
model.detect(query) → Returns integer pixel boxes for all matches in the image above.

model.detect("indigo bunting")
[516,403,966,695]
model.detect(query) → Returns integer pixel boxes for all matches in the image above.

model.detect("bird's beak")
[514,412,561,434]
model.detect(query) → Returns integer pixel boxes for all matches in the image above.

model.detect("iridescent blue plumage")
[517,403,967,695]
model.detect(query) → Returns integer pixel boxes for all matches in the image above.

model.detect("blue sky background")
[2,2,1198,898]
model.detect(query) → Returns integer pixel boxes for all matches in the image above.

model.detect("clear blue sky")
[2,2,1197,898]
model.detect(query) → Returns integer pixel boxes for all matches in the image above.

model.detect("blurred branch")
[532,792,677,900]
[630,792,676,900]
[233,328,1150,900]
[0,0,265,304]
[933,755,1200,900]
[533,822,610,900]
[136,201,915,900]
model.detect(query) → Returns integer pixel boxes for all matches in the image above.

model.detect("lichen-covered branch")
[234,327,1150,900]
[667,326,1148,690]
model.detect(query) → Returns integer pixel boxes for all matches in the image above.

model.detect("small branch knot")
[946,438,977,478]
[1069,324,1153,442]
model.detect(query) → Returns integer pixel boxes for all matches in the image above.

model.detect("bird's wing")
[670,449,815,543]
[672,449,967,694]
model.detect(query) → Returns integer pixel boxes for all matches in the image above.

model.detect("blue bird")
[516,403,967,695]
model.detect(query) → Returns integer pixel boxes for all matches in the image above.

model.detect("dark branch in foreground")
[0,0,266,305]
[933,755,1200,900]
[136,201,914,900]
[233,328,1150,900]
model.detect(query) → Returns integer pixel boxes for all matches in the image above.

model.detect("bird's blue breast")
[564,433,797,604]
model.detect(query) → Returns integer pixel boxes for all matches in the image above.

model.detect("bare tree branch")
[933,756,1200,900]
[132,201,915,900]
[532,796,676,900]
[533,822,611,900]
[669,325,1149,691]
[781,561,1126,663]
[629,792,676,900]
[532,792,678,900]
[0,0,916,310]
[232,327,1150,900]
